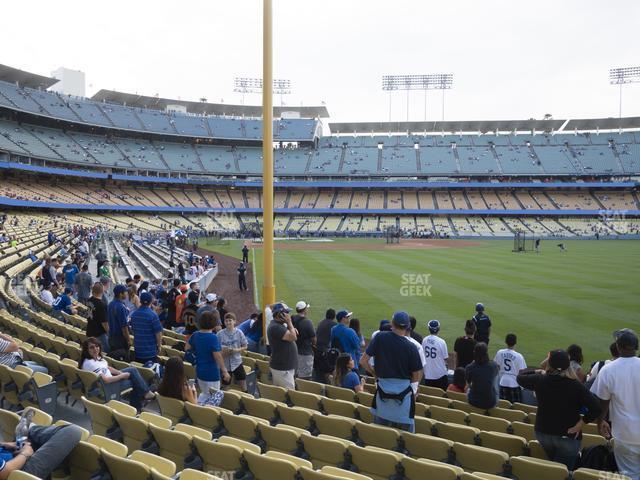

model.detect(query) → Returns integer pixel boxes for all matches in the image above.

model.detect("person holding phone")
[157,357,197,404]
[517,349,601,470]
[267,303,298,389]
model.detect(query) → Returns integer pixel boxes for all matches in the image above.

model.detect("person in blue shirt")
[185,311,230,403]
[237,313,263,353]
[130,292,163,364]
[52,287,77,316]
[62,259,79,292]
[330,310,361,366]
[107,285,132,359]
[333,353,363,392]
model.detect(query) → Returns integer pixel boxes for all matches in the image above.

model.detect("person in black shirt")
[472,303,491,345]
[454,320,477,368]
[409,316,423,344]
[242,245,249,263]
[237,263,248,291]
[87,282,109,352]
[465,342,499,409]
[517,349,601,470]
[166,279,181,328]
[313,309,337,383]
[217,297,228,321]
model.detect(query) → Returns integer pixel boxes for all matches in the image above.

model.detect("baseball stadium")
[0,1,639,479]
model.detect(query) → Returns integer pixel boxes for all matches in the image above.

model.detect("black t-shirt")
[473,314,491,339]
[410,330,423,344]
[517,372,601,437]
[315,318,337,350]
[365,331,422,380]
[87,297,108,337]
[454,336,477,368]
[166,288,179,313]
[267,320,298,371]
[465,361,499,409]
[292,314,316,356]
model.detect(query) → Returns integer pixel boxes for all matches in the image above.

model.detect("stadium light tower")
[382,74,453,122]
[610,66,640,119]
[234,77,292,106]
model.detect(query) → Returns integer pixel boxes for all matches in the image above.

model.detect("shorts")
[222,364,247,385]
[424,375,449,391]
[270,368,295,390]
[296,354,314,379]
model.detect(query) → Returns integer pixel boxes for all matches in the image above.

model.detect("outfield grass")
[201,237,640,364]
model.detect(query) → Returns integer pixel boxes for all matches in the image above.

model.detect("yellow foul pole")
[262,0,275,312]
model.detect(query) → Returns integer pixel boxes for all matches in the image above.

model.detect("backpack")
[579,444,617,472]
[314,348,340,374]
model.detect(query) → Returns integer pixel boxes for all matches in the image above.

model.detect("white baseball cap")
[296,301,309,311]
[206,293,218,302]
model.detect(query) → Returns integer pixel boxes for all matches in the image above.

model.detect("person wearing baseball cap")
[472,302,491,345]
[517,349,601,470]
[591,329,640,479]
[421,320,449,391]
[330,310,361,366]
[52,286,77,317]
[62,257,79,294]
[130,291,163,364]
[292,301,316,380]
[107,284,132,359]
[267,303,298,389]
[360,311,423,433]
[196,293,218,327]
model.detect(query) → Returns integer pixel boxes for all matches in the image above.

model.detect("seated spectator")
[0,419,82,478]
[157,357,197,404]
[79,337,154,412]
[586,342,618,385]
[465,343,499,409]
[333,353,363,392]
[52,287,77,316]
[0,332,47,374]
[447,367,468,393]
[39,284,54,306]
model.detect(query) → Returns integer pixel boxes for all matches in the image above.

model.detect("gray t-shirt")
[217,328,247,372]
[267,320,298,371]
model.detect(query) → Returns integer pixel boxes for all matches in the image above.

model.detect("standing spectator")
[237,313,262,353]
[216,297,228,321]
[242,244,249,263]
[98,260,110,280]
[74,264,93,305]
[349,318,365,349]
[174,285,188,327]
[421,320,449,390]
[360,311,423,432]
[313,309,338,383]
[218,313,248,392]
[472,303,491,345]
[267,303,298,389]
[62,258,79,293]
[95,248,107,277]
[87,283,109,352]
[591,329,640,480]
[196,294,218,328]
[181,291,200,336]
[237,262,248,291]
[567,344,586,383]
[409,316,423,344]
[586,342,618,385]
[315,309,336,351]
[333,353,363,392]
[494,333,527,403]
[292,301,316,380]
[330,310,361,366]
[454,320,477,368]
[466,343,499,409]
[186,311,230,402]
[166,279,181,328]
[107,285,132,359]
[130,292,163,364]
[518,349,601,470]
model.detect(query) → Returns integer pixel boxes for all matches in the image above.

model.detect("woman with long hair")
[332,353,363,392]
[78,337,154,412]
[465,342,499,409]
[349,318,365,348]
[158,357,197,404]
[567,344,586,383]
[518,349,601,470]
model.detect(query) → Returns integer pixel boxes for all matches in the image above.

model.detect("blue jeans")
[534,431,581,470]
[373,415,415,433]
[23,425,83,478]
[22,361,48,374]
[119,367,150,411]
[97,333,110,354]
[247,338,259,353]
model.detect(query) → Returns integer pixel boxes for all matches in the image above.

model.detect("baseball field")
[202,237,639,364]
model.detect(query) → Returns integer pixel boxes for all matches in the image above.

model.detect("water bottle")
[15,409,34,450]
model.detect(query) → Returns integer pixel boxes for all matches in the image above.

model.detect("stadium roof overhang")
[564,116,640,131]
[0,64,59,89]
[328,119,567,135]
[91,89,330,119]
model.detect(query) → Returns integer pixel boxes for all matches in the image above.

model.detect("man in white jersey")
[494,333,527,403]
[591,329,640,480]
[421,320,449,390]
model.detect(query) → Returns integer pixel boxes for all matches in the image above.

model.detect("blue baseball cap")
[475,303,484,312]
[336,310,353,321]
[392,311,410,328]
[428,319,441,334]
[271,303,291,315]
[379,319,391,330]
[140,291,154,305]
[63,287,73,295]
[113,284,127,296]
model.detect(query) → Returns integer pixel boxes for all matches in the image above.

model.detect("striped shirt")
[0,338,21,368]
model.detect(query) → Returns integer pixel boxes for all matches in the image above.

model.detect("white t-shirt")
[586,359,613,382]
[421,335,448,380]
[82,357,112,378]
[494,348,527,388]
[591,356,640,445]
[40,290,54,305]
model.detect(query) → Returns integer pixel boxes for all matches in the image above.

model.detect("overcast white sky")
[3,0,640,124]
